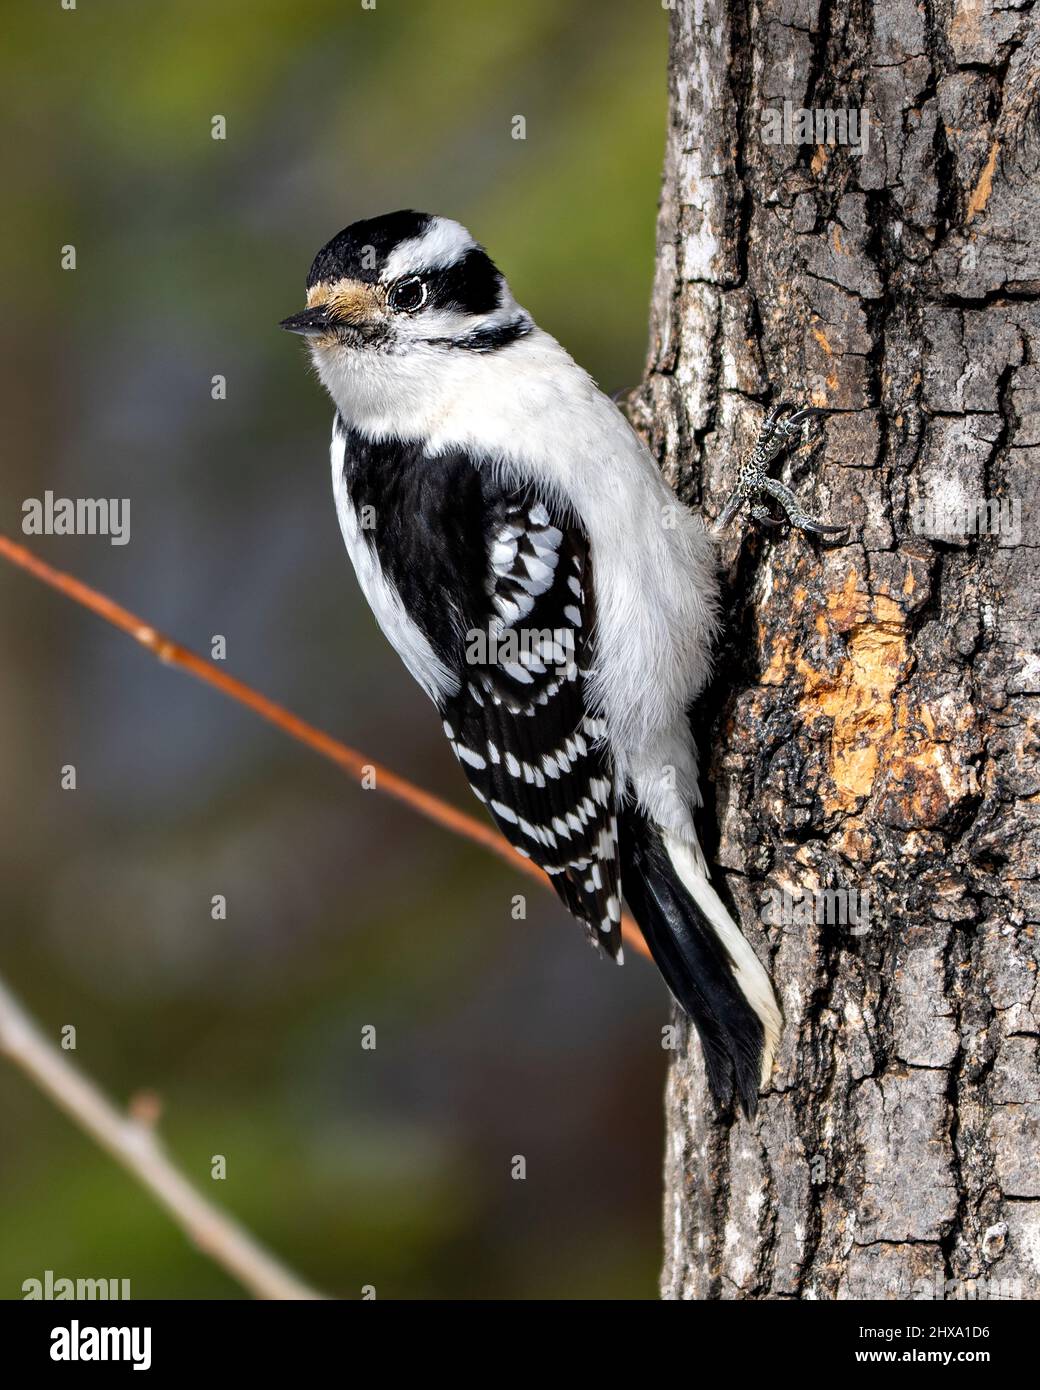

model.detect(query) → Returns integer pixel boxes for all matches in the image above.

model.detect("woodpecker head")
[280,210,531,358]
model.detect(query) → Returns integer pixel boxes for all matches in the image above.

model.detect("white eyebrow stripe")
[381,218,477,282]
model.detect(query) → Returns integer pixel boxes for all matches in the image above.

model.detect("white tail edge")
[662,830,782,1087]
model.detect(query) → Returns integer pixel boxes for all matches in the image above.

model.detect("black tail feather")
[620,811,766,1117]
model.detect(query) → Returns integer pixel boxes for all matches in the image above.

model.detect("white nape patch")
[663,829,782,1088]
[330,420,458,704]
[381,217,477,283]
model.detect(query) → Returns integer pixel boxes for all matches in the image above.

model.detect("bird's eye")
[388,275,427,313]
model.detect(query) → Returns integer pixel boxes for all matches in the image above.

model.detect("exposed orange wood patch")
[812,327,834,355]
[966,141,1000,223]
[757,570,976,819]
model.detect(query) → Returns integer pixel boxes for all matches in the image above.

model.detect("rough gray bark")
[634,0,1040,1300]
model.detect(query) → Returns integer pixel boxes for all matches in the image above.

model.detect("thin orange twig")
[0,535,647,958]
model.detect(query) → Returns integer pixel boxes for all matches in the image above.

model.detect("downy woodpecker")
[282,211,843,1115]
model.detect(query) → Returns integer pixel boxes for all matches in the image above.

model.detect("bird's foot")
[716,403,849,539]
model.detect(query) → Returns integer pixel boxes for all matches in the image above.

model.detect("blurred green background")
[0,0,670,1299]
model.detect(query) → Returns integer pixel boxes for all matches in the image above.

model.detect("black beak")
[279,306,331,337]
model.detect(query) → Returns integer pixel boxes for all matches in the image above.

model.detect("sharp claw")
[761,402,795,436]
[800,520,850,536]
[787,407,823,427]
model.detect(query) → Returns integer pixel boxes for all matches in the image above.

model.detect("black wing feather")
[440,488,623,958]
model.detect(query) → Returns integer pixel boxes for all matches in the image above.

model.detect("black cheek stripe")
[425,248,503,316]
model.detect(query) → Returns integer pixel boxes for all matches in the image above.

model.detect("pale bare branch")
[0,974,323,1301]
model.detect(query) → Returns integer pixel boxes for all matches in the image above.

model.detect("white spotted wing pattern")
[439,490,623,958]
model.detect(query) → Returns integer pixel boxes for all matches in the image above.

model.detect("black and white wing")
[333,418,622,958]
[439,487,624,959]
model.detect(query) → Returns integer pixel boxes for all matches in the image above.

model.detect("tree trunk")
[637,0,1040,1300]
